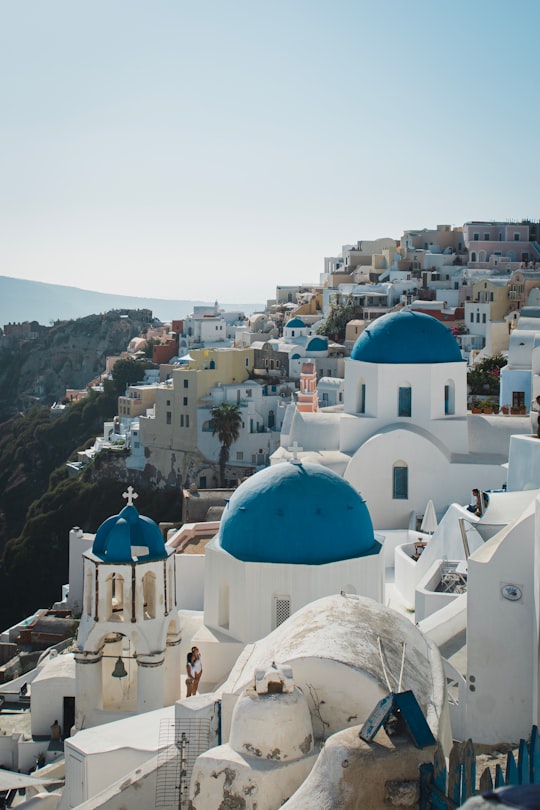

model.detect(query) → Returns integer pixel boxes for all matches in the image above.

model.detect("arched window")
[393,461,408,500]
[106,573,125,621]
[142,572,156,619]
[398,385,412,417]
[444,380,455,415]
[470,252,477,263]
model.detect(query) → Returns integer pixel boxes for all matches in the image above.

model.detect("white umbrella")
[421,499,438,534]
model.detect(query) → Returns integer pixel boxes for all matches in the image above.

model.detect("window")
[272,595,291,629]
[246,389,252,397]
[470,313,474,323]
[236,451,243,460]
[482,313,486,323]
[398,386,411,417]
[219,583,230,629]
[166,399,171,406]
[183,397,188,406]
[245,357,249,367]
[359,382,366,414]
[180,415,184,427]
[186,415,190,427]
[514,233,520,241]
[166,411,172,425]
[444,381,455,415]
[484,233,490,240]
[142,572,156,619]
[183,379,188,388]
[473,233,479,241]
[393,462,408,499]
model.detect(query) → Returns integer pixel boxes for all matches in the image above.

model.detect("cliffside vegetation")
[0,392,180,631]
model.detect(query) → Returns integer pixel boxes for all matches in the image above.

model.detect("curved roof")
[350,309,463,364]
[285,317,306,328]
[92,503,167,563]
[218,461,380,565]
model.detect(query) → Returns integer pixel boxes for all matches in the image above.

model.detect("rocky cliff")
[0,310,151,420]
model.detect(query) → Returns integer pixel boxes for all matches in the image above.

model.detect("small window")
[514,233,520,241]
[484,233,490,240]
[186,415,190,427]
[359,383,366,414]
[166,411,172,425]
[473,233,479,241]
[183,397,188,406]
[183,379,189,388]
[444,381,455,415]
[245,357,249,367]
[393,463,408,500]
[470,313,474,323]
[398,386,411,417]
[236,451,243,460]
[273,595,291,629]
[180,415,184,426]
[166,399,171,406]
[482,314,486,323]
[246,389,252,397]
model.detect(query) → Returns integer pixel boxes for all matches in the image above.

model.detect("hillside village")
[2,219,540,808]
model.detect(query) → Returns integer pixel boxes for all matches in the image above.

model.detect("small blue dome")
[350,310,463,364]
[286,317,306,328]
[218,461,380,565]
[306,336,327,352]
[92,504,167,563]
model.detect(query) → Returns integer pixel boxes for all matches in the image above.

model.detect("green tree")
[316,296,358,342]
[111,358,146,397]
[211,402,242,486]
[467,354,507,396]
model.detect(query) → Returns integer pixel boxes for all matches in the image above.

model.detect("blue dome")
[350,310,463,364]
[306,336,327,352]
[286,317,306,328]
[218,461,380,565]
[92,504,167,563]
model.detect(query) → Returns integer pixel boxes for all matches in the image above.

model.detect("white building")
[74,490,181,729]
[188,459,384,689]
[275,309,530,529]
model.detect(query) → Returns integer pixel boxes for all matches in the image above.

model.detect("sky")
[1,0,540,305]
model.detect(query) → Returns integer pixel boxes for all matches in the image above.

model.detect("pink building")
[463,221,540,267]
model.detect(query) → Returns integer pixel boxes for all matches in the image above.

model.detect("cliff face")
[0,311,151,419]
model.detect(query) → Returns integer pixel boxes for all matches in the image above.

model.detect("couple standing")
[186,646,202,697]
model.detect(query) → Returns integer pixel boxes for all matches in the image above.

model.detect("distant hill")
[0,276,263,326]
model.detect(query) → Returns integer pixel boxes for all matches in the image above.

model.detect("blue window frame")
[393,464,408,499]
[398,387,411,417]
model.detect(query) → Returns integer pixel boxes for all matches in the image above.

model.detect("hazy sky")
[1,1,539,304]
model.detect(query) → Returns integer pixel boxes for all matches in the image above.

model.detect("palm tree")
[211,402,242,486]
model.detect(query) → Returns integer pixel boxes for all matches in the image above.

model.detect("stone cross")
[287,441,303,461]
[122,486,139,506]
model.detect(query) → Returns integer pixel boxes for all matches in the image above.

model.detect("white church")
[276,309,529,527]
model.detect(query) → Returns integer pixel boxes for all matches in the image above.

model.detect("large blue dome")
[93,503,167,563]
[350,310,463,364]
[218,461,380,565]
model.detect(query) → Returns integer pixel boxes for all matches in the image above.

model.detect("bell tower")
[74,488,181,730]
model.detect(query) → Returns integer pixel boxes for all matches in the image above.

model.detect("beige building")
[470,278,509,322]
[118,384,160,419]
[138,347,254,486]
